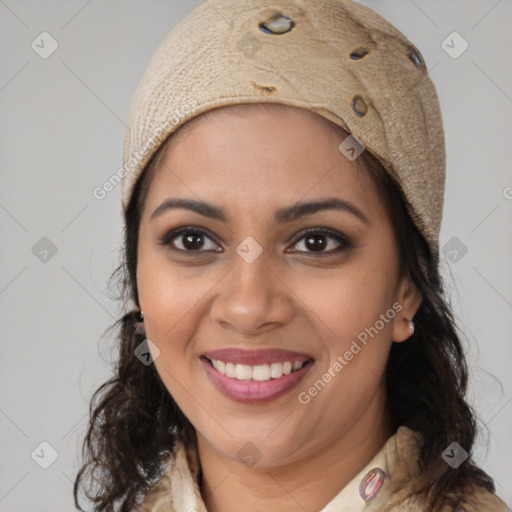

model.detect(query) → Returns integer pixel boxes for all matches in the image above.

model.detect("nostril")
[349,47,369,60]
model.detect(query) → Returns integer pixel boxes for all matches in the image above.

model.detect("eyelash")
[158,226,353,257]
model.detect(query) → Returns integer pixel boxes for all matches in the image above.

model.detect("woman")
[74,1,508,511]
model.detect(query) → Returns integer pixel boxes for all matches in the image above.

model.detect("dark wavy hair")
[73,118,497,512]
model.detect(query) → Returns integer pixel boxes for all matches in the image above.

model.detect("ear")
[392,275,423,343]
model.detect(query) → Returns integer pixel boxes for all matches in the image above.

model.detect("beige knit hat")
[121,0,445,265]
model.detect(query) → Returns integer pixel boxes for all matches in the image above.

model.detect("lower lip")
[200,357,313,403]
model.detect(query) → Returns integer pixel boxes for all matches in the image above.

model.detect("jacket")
[134,426,509,511]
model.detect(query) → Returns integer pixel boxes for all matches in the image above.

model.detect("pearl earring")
[408,319,415,335]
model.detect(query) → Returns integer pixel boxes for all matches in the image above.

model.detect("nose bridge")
[210,244,293,333]
[227,247,275,312]
[233,245,272,295]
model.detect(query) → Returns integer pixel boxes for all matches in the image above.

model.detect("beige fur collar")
[134,426,508,511]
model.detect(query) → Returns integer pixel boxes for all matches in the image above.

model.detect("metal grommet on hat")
[352,94,368,117]
[349,47,369,60]
[409,47,424,70]
[359,468,386,501]
[259,13,295,35]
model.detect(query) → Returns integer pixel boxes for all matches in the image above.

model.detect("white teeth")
[235,363,253,380]
[252,364,271,381]
[209,359,306,381]
[225,362,237,378]
[270,362,283,378]
[211,359,226,374]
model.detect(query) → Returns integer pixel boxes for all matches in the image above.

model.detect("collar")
[135,426,424,512]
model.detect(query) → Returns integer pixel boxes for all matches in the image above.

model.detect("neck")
[197,387,394,512]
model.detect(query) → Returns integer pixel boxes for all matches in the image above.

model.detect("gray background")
[1,1,511,510]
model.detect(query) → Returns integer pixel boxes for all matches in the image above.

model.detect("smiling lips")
[201,348,314,403]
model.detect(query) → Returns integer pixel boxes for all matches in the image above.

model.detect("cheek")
[137,263,205,407]
[292,254,397,347]
[139,284,205,369]
[137,242,212,338]
[293,265,395,424]
[136,246,227,398]
[289,253,398,410]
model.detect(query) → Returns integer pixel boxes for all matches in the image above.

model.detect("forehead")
[143,103,383,220]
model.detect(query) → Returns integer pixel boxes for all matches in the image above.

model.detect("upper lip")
[202,348,313,365]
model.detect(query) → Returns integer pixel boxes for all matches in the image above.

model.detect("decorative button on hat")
[359,467,386,501]
[122,0,446,268]
[259,12,295,34]
[352,95,369,117]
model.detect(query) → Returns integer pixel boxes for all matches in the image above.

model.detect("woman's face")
[137,103,421,467]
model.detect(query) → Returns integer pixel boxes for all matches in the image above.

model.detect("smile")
[200,348,314,403]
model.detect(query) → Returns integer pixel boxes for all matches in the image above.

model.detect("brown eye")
[304,234,328,252]
[288,228,353,256]
[159,227,222,253]
[182,232,206,251]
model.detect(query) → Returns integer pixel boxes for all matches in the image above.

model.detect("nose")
[209,250,295,336]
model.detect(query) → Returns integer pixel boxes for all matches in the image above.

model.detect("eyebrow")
[150,197,370,225]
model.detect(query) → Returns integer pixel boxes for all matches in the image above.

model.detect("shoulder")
[453,486,510,512]
[368,426,509,512]
[384,486,510,512]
